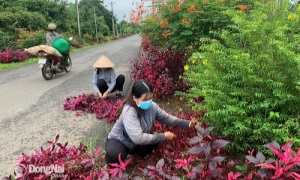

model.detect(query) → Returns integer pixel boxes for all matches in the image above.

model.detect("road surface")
[0,35,141,177]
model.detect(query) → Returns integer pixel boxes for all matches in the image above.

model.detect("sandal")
[115,92,124,98]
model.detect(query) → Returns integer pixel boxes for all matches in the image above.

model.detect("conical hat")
[93,55,115,68]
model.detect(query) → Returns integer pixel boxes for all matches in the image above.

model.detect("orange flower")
[190,5,196,11]
[239,5,249,11]
[172,6,181,12]
[160,19,168,28]
[181,18,191,25]
[162,30,171,39]
[187,5,196,12]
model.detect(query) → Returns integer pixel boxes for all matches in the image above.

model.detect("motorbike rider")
[46,23,61,46]
[45,23,68,68]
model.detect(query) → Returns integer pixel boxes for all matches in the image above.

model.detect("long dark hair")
[116,80,153,118]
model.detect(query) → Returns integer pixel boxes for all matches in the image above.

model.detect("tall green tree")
[79,0,113,36]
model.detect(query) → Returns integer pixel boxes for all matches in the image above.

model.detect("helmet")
[48,23,57,30]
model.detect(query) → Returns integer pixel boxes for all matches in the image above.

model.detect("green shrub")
[0,30,11,50]
[20,30,45,48]
[181,1,300,155]
[82,34,93,44]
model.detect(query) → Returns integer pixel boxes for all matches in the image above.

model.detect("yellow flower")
[288,14,295,20]
[184,65,189,71]
[179,75,182,79]
[179,108,183,112]
[180,97,183,101]
[192,60,196,64]
[190,99,193,103]
[203,59,208,64]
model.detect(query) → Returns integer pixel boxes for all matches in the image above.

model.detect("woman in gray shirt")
[105,80,200,165]
[92,56,125,99]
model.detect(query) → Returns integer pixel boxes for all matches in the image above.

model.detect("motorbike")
[37,37,73,80]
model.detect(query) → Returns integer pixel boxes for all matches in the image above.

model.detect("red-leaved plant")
[131,41,189,99]
[187,126,229,179]
[108,154,131,179]
[0,49,29,63]
[14,135,106,179]
[254,141,300,179]
[64,93,124,122]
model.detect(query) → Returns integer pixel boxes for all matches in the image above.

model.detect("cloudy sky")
[69,0,144,22]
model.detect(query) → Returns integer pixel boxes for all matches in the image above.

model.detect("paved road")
[0,35,141,177]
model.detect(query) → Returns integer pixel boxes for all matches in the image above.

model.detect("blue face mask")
[138,99,153,110]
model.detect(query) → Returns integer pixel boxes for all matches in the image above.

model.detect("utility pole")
[115,14,118,37]
[111,1,115,36]
[94,7,98,42]
[75,0,81,37]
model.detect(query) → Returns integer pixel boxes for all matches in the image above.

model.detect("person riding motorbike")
[45,23,68,68]
[46,23,61,46]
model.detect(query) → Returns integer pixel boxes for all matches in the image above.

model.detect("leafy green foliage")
[0,0,135,50]
[139,0,256,52]
[183,1,300,155]
[79,0,112,36]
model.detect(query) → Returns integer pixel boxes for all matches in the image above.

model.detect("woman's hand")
[189,121,202,129]
[102,91,109,99]
[98,92,102,98]
[164,131,176,141]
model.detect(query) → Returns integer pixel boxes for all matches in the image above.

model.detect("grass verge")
[0,58,38,71]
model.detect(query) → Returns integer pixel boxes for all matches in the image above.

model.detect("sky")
[68,0,141,22]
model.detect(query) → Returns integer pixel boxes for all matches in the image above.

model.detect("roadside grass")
[83,123,111,153]
[0,58,38,71]
[0,42,111,72]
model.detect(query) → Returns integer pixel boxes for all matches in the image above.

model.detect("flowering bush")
[131,40,189,99]
[133,0,254,51]
[0,49,29,64]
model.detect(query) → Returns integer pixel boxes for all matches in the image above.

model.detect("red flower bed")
[131,41,189,99]
[0,49,29,64]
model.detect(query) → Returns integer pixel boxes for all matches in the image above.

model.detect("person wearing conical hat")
[92,55,125,99]
[46,23,62,46]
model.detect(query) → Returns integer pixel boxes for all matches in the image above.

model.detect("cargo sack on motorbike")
[52,38,69,55]
[25,45,62,57]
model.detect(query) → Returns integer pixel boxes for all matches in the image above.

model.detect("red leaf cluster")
[0,49,29,64]
[131,42,189,99]
[64,93,124,122]
[14,135,106,179]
